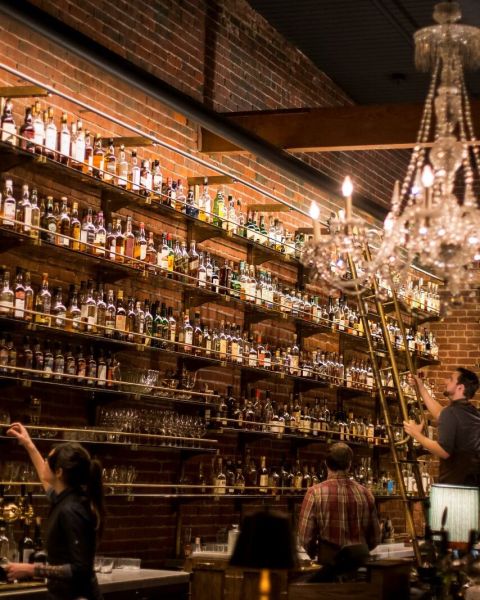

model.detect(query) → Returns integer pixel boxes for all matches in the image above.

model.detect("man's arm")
[409,374,443,421]
[403,420,450,459]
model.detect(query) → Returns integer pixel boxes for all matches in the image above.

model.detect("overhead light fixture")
[304,1,480,308]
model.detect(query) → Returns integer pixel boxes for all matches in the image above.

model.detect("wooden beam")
[0,85,50,98]
[199,101,480,153]
[187,175,237,186]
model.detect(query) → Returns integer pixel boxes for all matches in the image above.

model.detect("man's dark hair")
[325,442,353,472]
[457,367,480,399]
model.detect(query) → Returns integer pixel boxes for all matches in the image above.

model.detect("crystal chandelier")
[303,1,480,303]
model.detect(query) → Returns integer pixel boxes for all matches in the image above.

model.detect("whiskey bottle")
[135,222,148,263]
[185,185,197,217]
[28,189,40,240]
[259,456,269,494]
[58,112,70,164]
[53,342,65,380]
[117,144,128,188]
[19,107,35,152]
[19,184,32,235]
[66,285,82,331]
[52,287,66,328]
[183,313,193,353]
[152,159,162,194]
[34,273,51,325]
[176,179,186,212]
[57,198,71,247]
[104,290,116,338]
[114,218,125,262]
[115,290,126,338]
[188,240,199,279]
[197,252,207,288]
[83,128,93,174]
[2,179,16,228]
[0,270,13,316]
[140,159,153,196]
[43,340,53,379]
[44,107,57,159]
[95,286,107,333]
[213,457,226,496]
[104,138,116,183]
[130,149,140,191]
[1,98,16,145]
[13,269,25,319]
[94,211,106,257]
[32,102,45,154]
[124,216,135,263]
[212,188,225,228]
[92,134,104,179]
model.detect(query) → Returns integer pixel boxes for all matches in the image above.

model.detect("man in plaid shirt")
[298,443,381,564]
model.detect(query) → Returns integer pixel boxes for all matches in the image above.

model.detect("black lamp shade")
[229,510,296,570]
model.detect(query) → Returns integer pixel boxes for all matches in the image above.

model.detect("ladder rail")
[346,254,423,566]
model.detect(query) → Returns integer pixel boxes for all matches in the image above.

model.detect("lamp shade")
[429,484,480,543]
[229,510,296,570]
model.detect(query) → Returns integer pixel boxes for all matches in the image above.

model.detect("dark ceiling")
[247,0,480,105]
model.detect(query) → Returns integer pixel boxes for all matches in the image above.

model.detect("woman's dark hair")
[456,367,480,399]
[325,442,353,472]
[48,442,105,537]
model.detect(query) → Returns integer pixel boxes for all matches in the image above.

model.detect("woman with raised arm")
[5,422,105,600]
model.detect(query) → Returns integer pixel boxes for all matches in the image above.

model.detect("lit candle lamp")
[421,164,434,210]
[309,200,321,241]
[342,176,354,220]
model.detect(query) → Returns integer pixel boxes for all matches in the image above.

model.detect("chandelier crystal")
[303,1,480,305]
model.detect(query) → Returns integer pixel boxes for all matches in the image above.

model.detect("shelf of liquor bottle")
[0,311,376,394]
[0,140,300,268]
[382,298,441,325]
[0,366,216,409]
[209,420,388,448]
[0,223,333,337]
[0,426,218,454]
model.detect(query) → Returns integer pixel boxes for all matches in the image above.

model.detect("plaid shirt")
[298,472,381,559]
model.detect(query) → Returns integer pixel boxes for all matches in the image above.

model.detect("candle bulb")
[309,200,321,242]
[342,176,353,220]
[421,164,434,210]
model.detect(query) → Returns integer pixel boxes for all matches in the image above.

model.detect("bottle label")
[198,271,207,287]
[45,128,56,152]
[116,314,126,331]
[3,202,15,226]
[215,479,226,495]
[259,474,269,489]
[185,330,193,346]
[14,294,25,318]
[139,244,147,261]
[1,122,17,144]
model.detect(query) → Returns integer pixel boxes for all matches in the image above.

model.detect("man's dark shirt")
[45,488,102,600]
[438,400,480,485]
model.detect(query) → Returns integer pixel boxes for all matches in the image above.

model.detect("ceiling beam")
[199,101,480,153]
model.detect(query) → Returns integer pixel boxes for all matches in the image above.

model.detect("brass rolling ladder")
[348,249,432,566]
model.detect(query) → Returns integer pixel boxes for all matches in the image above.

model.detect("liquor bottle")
[197,252,207,288]
[83,127,93,174]
[0,521,10,562]
[55,197,70,247]
[258,456,269,494]
[104,290,116,338]
[225,459,235,495]
[213,457,226,495]
[52,287,67,328]
[135,222,148,263]
[92,134,104,179]
[33,102,45,154]
[188,240,199,279]
[92,211,106,256]
[18,522,34,564]
[116,144,129,188]
[115,290,126,338]
[234,466,245,494]
[226,195,237,233]
[34,273,51,325]
[104,138,116,183]
[176,179,186,212]
[124,216,135,263]
[1,98,16,145]
[185,185,198,218]
[19,106,35,152]
[130,150,140,191]
[43,340,53,379]
[58,112,70,164]
[0,270,13,317]
[212,188,225,228]
[114,218,125,262]
[44,107,57,159]
[152,159,162,195]
[76,346,86,382]
[2,179,15,228]
[183,313,193,352]
[197,462,207,494]
[140,159,153,196]
[66,285,82,331]
[31,517,45,562]
[86,348,97,385]
[18,184,32,235]
[27,188,40,241]
[53,342,65,380]
[12,269,25,319]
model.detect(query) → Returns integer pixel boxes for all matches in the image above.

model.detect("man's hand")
[406,372,423,388]
[4,562,35,581]
[6,422,33,448]
[403,419,425,440]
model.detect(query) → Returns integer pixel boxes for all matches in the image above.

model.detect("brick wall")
[0,0,459,565]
